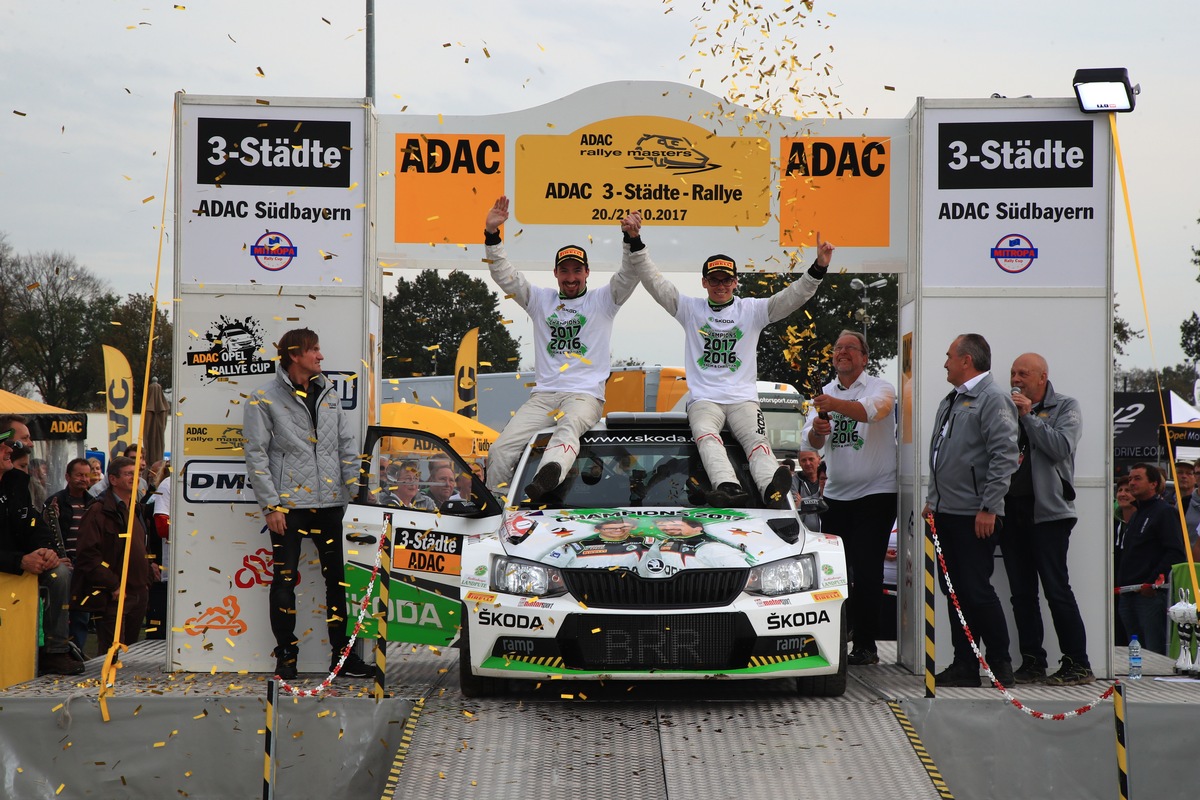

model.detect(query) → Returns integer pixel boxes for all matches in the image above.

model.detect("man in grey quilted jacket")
[243,328,370,680]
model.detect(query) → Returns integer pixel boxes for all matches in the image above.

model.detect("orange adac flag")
[454,328,479,419]
[101,344,135,460]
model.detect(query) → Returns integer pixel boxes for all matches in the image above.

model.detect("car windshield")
[513,428,767,510]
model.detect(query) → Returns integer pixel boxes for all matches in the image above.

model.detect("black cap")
[702,254,737,278]
[555,245,589,269]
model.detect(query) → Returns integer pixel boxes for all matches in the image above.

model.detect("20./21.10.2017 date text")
[591,208,689,222]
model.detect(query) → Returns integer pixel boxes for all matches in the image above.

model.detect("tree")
[0,233,23,394]
[1113,299,1143,360]
[735,270,899,396]
[1181,312,1200,365]
[102,293,174,413]
[382,269,520,379]
[1115,363,1197,397]
[4,251,117,410]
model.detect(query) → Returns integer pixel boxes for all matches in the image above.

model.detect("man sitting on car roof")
[481,196,641,505]
[624,212,834,509]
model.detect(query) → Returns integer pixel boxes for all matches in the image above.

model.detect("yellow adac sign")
[779,136,891,248]
[516,117,770,227]
[183,424,246,456]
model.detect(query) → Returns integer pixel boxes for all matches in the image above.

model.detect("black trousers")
[999,502,1088,666]
[821,492,897,651]
[930,512,1012,666]
[268,505,349,655]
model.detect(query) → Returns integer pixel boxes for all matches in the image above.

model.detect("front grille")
[561,568,748,609]
[559,612,755,670]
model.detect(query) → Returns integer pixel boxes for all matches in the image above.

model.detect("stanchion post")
[374,513,393,702]
[1113,681,1129,800]
[924,519,936,698]
[263,676,277,800]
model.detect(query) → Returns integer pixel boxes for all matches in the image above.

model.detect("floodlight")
[1072,68,1138,113]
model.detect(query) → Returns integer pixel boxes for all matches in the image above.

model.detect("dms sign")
[183,459,257,504]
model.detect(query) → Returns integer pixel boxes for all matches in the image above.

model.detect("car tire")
[457,625,506,698]
[796,607,848,698]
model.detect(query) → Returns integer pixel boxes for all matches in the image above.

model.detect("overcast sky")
[2,0,1196,374]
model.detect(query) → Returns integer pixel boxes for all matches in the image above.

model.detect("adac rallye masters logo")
[629,134,718,175]
[186,315,277,381]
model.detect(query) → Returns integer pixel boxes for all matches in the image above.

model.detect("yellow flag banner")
[101,344,135,460]
[454,327,479,419]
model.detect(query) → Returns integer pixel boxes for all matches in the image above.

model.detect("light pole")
[849,277,888,339]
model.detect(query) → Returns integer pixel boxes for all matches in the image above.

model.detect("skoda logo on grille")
[645,558,666,574]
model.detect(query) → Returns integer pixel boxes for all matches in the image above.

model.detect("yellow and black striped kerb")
[924,524,936,698]
[263,677,277,800]
[380,697,426,800]
[1114,681,1129,800]
[374,514,394,702]
[889,701,955,799]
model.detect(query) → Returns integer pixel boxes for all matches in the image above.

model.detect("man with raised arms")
[482,196,639,504]
[624,213,833,508]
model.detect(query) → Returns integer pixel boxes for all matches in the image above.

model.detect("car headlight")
[745,555,817,597]
[489,554,567,597]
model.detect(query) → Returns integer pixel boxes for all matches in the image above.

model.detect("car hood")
[499,507,803,569]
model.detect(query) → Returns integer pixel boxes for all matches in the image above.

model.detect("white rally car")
[342,413,848,698]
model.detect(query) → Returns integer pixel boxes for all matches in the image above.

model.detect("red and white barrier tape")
[926,513,1117,720]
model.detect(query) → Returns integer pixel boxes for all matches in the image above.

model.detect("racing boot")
[524,463,562,504]
[762,466,794,510]
[707,482,748,508]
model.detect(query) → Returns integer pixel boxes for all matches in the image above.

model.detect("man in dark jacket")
[0,431,84,675]
[72,456,158,654]
[45,458,96,650]
[1117,463,1186,654]
[925,334,1019,687]
[1000,354,1093,685]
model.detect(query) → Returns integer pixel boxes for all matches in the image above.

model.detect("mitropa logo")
[250,231,297,271]
[991,233,1039,274]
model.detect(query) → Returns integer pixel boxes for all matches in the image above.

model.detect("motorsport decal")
[185,315,276,381]
[344,563,461,645]
[540,511,758,575]
[991,234,1039,274]
[182,459,256,504]
[515,116,770,226]
[183,595,249,636]
[250,231,297,271]
[392,529,464,575]
[697,322,744,372]
[196,117,353,188]
[183,424,246,456]
[937,120,1093,190]
[545,305,588,357]
[766,610,832,630]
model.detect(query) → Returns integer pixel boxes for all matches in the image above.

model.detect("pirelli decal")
[811,589,843,602]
